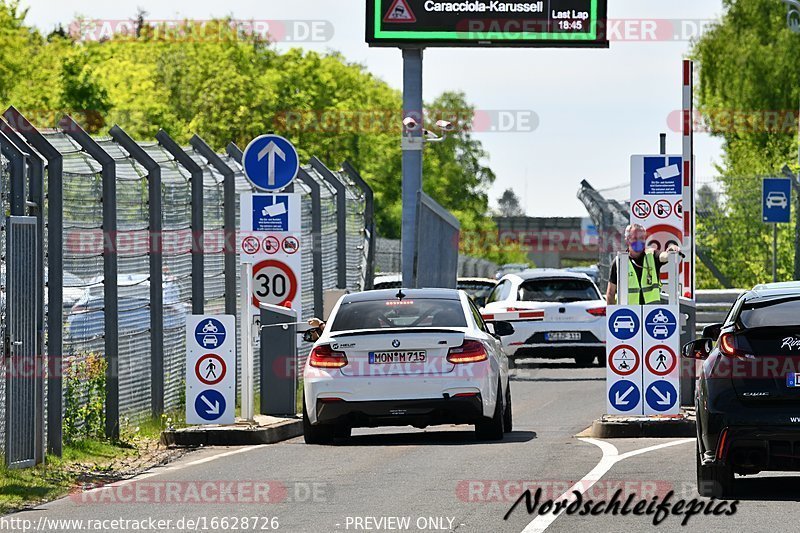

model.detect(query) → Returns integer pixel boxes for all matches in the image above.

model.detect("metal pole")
[60,115,119,440]
[401,48,424,288]
[4,106,64,457]
[240,262,254,422]
[341,161,375,290]
[617,252,629,306]
[667,252,679,305]
[659,133,666,155]
[109,125,164,418]
[773,224,779,282]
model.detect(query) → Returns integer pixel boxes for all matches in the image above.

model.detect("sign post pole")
[774,224,779,283]
[617,252,629,306]
[241,262,254,422]
[401,48,423,288]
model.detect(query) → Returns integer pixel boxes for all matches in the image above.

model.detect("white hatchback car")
[302,289,514,444]
[482,269,607,367]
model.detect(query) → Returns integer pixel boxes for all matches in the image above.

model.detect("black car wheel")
[696,442,733,498]
[476,383,505,441]
[302,398,334,445]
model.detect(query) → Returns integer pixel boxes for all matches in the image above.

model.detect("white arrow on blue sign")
[645,381,677,412]
[608,380,641,412]
[762,177,792,224]
[194,389,226,421]
[242,134,299,191]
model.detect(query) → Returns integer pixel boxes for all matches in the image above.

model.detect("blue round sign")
[242,135,299,191]
[644,308,677,340]
[608,380,640,412]
[195,318,226,349]
[645,381,677,412]
[194,390,226,421]
[609,308,640,340]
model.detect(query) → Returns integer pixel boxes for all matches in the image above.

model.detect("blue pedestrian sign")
[194,390,227,422]
[242,134,299,191]
[645,381,677,412]
[644,308,677,340]
[194,318,226,349]
[763,178,791,223]
[609,308,640,340]
[608,380,641,412]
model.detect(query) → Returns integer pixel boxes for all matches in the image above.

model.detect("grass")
[0,439,134,514]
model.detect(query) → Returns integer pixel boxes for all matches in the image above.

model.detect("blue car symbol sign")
[195,318,226,348]
[609,309,639,340]
[644,308,677,339]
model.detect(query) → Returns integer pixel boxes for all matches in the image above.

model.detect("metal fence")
[375,238,498,280]
[0,108,374,458]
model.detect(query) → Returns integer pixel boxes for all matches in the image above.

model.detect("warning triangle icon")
[383,0,417,23]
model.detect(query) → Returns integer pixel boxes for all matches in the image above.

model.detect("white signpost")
[606,305,644,415]
[642,304,681,415]
[185,315,236,425]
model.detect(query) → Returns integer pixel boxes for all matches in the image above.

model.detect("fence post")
[0,122,45,464]
[296,168,324,318]
[59,115,119,440]
[109,126,164,418]
[156,130,204,314]
[310,157,347,289]
[4,107,64,456]
[190,136,236,316]
[341,162,375,290]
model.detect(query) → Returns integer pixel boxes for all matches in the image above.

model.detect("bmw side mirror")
[701,323,722,340]
[682,338,712,360]
[492,320,515,337]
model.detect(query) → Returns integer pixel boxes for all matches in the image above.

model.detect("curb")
[590,417,696,439]
[161,418,303,446]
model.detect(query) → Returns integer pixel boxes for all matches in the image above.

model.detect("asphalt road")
[9,360,800,533]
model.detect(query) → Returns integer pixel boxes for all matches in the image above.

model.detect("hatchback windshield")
[518,278,600,303]
[330,299,467,331]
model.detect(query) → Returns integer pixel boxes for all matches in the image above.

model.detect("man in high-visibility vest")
[605,223,681,305]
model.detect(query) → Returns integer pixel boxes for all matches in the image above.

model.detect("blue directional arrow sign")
[194,390,226,422]
[645,381,677,413]
[608,380,640,412]
[242,135,299,191]
[763,177,792,223]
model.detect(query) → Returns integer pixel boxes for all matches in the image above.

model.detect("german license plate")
[369,351,427,364]
[546,332,581,342]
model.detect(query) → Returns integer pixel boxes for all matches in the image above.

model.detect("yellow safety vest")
[627,251,661,304]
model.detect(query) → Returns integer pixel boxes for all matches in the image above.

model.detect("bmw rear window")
[330,299,467,331]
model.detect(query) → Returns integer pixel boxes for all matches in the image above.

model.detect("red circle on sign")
[632,200,651,219]
[195,353,226,386]
[262,236,280,255]
[674,200,683,219]
[645,345,677,376]
[609,344,640,376]
[252,259,298,309]
[242,236,260,255]
[282,236,300,255]
[654,200,672,219]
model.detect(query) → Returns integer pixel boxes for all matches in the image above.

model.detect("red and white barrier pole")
[682,59,695,300]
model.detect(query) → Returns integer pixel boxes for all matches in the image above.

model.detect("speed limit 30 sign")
[251,259,299,309]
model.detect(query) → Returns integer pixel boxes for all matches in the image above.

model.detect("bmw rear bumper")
[315,396,485,428]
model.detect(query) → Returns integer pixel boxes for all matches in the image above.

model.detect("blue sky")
[23,0,726,216]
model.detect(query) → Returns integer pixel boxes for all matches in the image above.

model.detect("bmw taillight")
[447,340,488,364]
[718,333,744,357]
[309,344,348,368]
[587,307,606,317]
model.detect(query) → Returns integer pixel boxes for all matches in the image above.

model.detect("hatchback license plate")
[369,351,427,364]
[546,332,581,342]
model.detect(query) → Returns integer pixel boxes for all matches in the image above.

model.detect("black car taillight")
[719,333,745,357]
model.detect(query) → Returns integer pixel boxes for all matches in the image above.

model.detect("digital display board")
[366,0,608,47]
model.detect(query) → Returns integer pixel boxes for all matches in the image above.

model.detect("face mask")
[630,240,646,253]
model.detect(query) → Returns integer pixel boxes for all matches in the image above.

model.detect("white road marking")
[520,437,695,533]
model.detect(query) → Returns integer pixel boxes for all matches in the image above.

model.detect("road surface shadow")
[511,374,605,383]
[512,360,604,370]
[337,430,537,447]
[729,476,800,501]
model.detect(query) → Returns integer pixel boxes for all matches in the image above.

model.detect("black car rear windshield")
[739,297,800,328]
[330,299,467,331]
[518,278,600,303]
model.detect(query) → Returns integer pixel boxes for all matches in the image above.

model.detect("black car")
[684,282,800,498]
